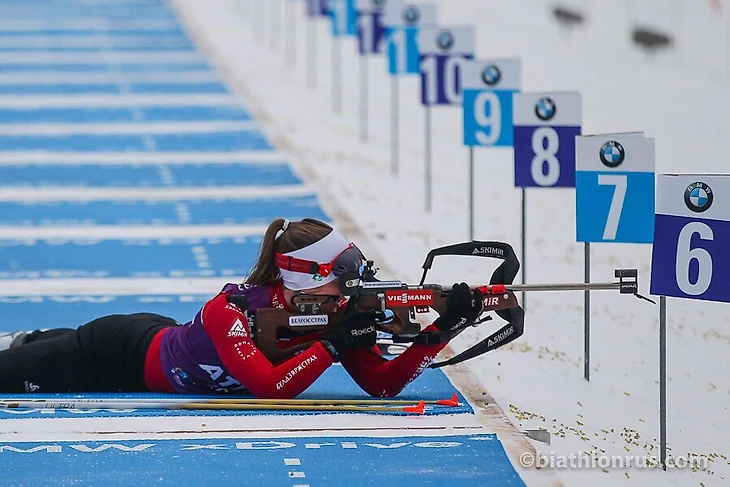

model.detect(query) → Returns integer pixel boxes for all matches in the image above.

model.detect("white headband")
[279,229,350,291]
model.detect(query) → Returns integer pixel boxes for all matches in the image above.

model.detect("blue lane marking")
[0,82,227,95]
[0,62,210,73]
[0,45,197,52]
[0,131,273,151]
[0,435,521,486]
[0,197,328,226]
[0,163,299,187]
[0,10,175,20]
[0,29,186,37]
[0,106,251,123]
[0,237,260,279]
[0,295,207,332]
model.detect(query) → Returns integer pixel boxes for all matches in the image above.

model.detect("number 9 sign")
[513,92,581,187]
[650,175,730,303]
[462,58,521,147]
[575,134,655,243]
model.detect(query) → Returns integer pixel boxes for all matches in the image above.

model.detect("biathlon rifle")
[253,241,645,367]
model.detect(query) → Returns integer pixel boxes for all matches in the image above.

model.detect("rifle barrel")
[503,282,619,292]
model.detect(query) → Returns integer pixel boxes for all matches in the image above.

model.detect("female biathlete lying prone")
[0,218,483,398]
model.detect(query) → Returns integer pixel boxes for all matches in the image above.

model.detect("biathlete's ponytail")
[245,218,334,286]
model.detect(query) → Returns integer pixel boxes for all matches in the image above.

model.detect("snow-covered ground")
[172,0,730,485]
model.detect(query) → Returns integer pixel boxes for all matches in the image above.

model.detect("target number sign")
[330,0,358,36]
[418,26,475,106]
[384,2,438,75]
[575,134,655,243]
[513,92,581,187]
[357,0,387,54]
[307,0,330,17]
[650,174,730,303]
[462,58,521,146]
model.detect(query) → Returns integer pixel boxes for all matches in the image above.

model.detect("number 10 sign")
[651,174,730,303]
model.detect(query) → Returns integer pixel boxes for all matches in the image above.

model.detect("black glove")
[434,283,484,332]
[226,294,248,311]
[320,310,378,361]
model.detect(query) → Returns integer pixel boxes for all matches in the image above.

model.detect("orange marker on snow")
[402,400,425,415]
[436,393,460,407]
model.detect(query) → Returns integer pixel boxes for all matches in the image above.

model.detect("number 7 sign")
[575,134,655,243]
[651,174,730,303]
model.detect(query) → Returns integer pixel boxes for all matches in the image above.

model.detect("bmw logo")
[403,5,420,25]
[684,182,714,213]
[599,141,625,168]
[535,97,557,121]
[481,64,501,86]
[436,31,455,51]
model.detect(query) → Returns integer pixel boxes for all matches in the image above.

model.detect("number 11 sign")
[651,174,730,303]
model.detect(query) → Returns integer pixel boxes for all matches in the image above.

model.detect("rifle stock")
[254,284,520,364]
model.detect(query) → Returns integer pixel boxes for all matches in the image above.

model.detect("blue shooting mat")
[0,82,228,95]
[0,435,524,486]
[0,44,196,52]
[0,28,186,37]
[0,236,263,279]
[0,62,210,73]
[0,162,298,187]
[0,5,175,20]
[0,105,252,123]
[0,295,209,330]
[0,367,472,417]
[0,196,329,226]
[0,130,272,151]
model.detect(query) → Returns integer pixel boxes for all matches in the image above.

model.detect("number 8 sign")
[575,134,655,243]
[651,175,730,303]
[513,92,581,187]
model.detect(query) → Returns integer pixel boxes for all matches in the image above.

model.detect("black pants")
[0,313,177,393]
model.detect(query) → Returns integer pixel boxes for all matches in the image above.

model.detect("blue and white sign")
[307,0,330,16]
[357,0,388,54]
[513,92,581,187]
[418,26,475,106]
[0,435,522,486]
[330,0,358,36]
[462,58,521,146]
[575,134,655,243]
[384,1,438,75]
[650,174,730,303]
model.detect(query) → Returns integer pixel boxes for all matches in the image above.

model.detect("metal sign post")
[576,133,655,381]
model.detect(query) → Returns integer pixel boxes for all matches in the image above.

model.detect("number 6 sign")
[575,134,655,243]
[651,175,730,303]
[513,92,581,187]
